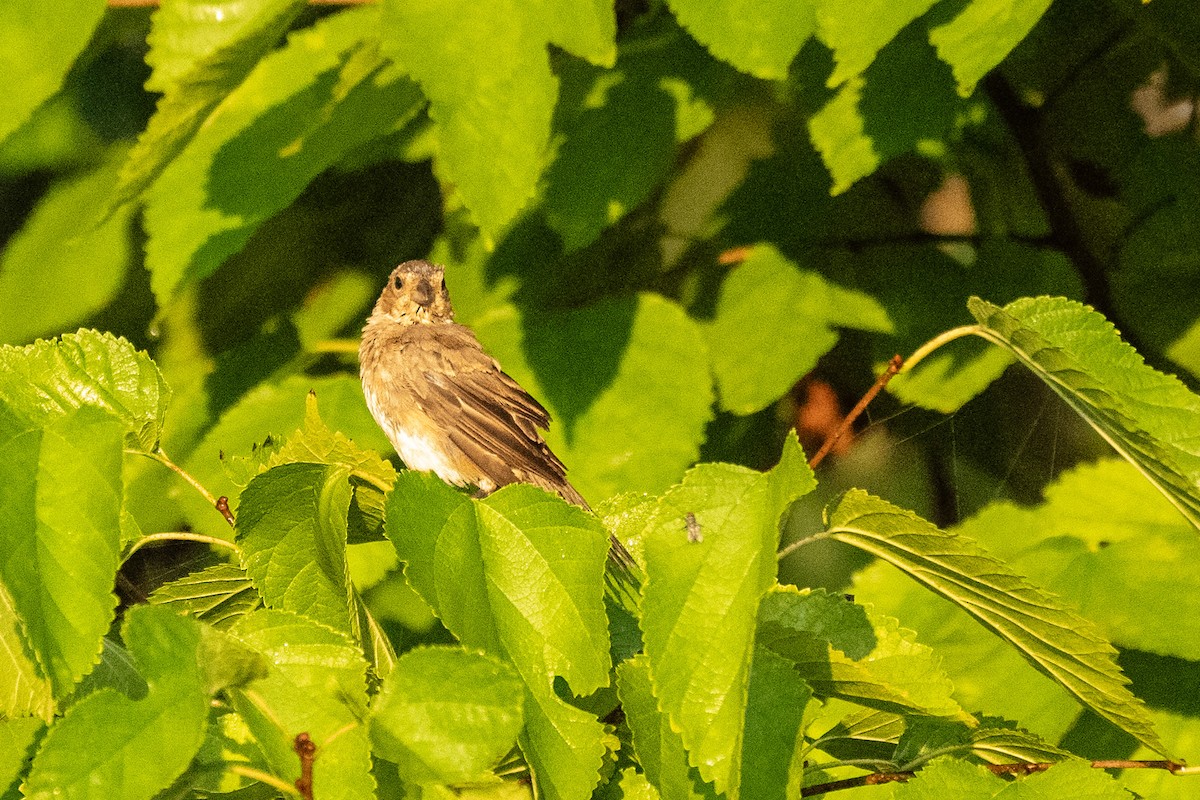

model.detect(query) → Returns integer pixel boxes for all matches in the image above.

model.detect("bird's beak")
[413,280,434,309]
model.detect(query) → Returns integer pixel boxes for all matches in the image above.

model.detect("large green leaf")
[968,296,1200,532]
[0,330,169,452]
[228,610,375,800]
[110,0,308,211]
[822,489,1166,755]
[387,474,611,800]
[474,294,713,503]
[639,433,813,798]
[666,0,816,80]
[0,153,133,345]
[369,646,524,786]
[22,607,212,800]
[0,0,105,146]
[757,587,966,719]
[705,244,891,415]
[144,7,423,304]
[0,404,123,698]
[237,463,356,634]
[379,0,558,238]
[928,0,1054,96]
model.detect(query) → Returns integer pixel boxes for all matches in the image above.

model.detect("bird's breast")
[362,379,473,487]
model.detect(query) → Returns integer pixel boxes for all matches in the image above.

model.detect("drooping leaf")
[705,244,891,415]
[0,404,123,698]
[147,562,262,630]
[474,294,713,503]
[666,0,817,80]
[228,609,375,800]
[823,489,1167,755]
[639,433,814,797]
[968,296,1200,533]
[144,7,423,304]
[0,0,105,146]
[110,0,309,211]
[0,153,134,346]
[387,475,612,800]
[0,330,170,452]
[816,0,940,86]
[379,0,559,238]
[369,646,524,785]
[757,587,967,720]
[237,462,356,634]
[928,0,1054,96]
[616,655,718,800]
[22,607,212,800]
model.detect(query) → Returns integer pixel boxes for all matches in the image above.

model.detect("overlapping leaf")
[895,756,1127,799]
[147,563,262,630]
[111,0,308,211]
[387,475,611,800]
[22,607,213,800]
[0,330,169,452]
[0,405,123,698]
[144,7,423,304]
[817,0,940,86]
[0,581,53,720]
[666,0,816,80]
[639,433,813,797]
[969,296,1200,532]
[928,0,1054,96]
[369,646,524,785]
[823,489,1166,755]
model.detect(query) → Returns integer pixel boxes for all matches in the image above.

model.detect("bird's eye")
[393,275,403,290]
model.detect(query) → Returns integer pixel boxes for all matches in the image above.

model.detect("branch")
[807,354,903,470]
[129,448,236,527]
[801,758,1189,797]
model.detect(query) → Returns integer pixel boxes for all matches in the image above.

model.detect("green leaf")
[817,0,940,86]
[110,0,308,211]
[144,7,423,304]
[616,655,718,800]
[968,296,1200,533]
[639,433,814,797]
[543,71,677,251]
[757,587,967,719]
[666,0,816,79]
[0,330,170,452]
[0,716,42,797]
[808,24,959,193]
[474,294,713,502]
[740,647,813,800]
[896,756,1127,799]
[23,606,211,800]
[823,489,1167,755]
[0,153,133,345]
[705,244,891,415]
[228,609,375,800]
[369,646,524,785]
[380,0,558,238]
[0,405,123,698]
[387,475,612,800]
[928,0,1054,96]
[0,0,105,146]
[237,462,356,634]
[527,0,615,67]
[180,373,390,539]
[147,562,262,629]
[0,581,53,719]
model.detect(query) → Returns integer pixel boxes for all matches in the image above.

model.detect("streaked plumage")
[359,259,589,508]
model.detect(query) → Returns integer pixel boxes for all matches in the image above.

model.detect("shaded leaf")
[147,562,262,630]
[824,489,1166,755]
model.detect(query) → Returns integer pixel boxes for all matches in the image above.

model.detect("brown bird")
[359,259,591,508]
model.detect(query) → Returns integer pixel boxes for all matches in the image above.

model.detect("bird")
[359,259,621,523]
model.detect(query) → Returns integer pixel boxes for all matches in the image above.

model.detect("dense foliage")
[3,0,1200,798]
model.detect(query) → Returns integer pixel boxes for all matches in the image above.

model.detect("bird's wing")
[402,324,573,491]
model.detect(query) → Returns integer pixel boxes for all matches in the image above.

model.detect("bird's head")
[371,260,455,325]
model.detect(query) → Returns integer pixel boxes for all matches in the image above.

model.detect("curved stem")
[778,531,829,562]
[122,532,240,564]
[128,447,235,527]
[901,325,984,374]
[227,766,302,798]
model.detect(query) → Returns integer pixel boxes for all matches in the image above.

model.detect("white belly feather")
[362,382,469,485]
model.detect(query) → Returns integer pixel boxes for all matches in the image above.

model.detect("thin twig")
[128,447,237,527]
[227,766,303,797]
[801,759,1189,797]
[807,355,903,470]
[122,531,240,564]
[294,733,316,800]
